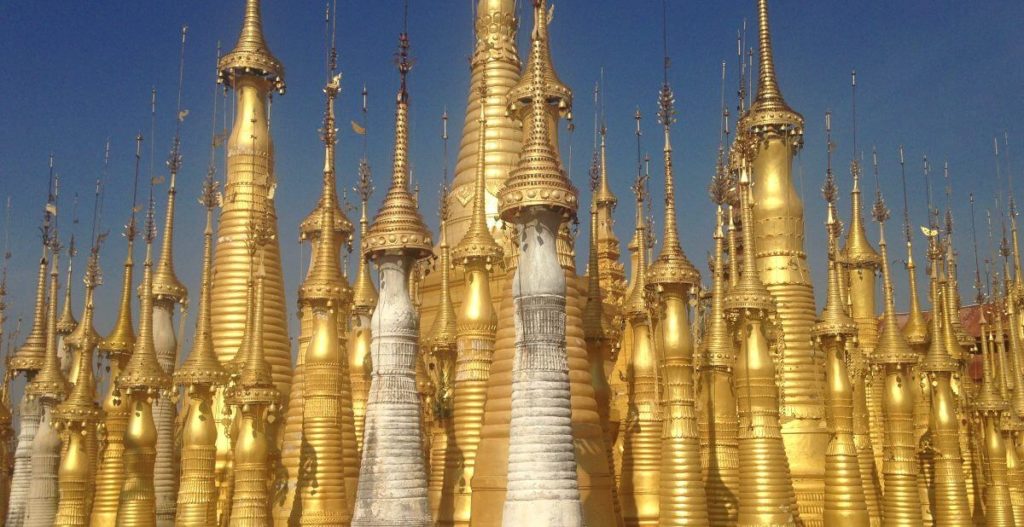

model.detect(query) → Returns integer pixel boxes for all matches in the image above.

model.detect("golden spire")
[239,256,275,394]
[299,67,353,251]
[452,79,503,265]
[218,0,284,93]
[921,230,956,374]
[173,173,227,387]
[648,53,699,289]
[897,146,929,347]
[842,75,881,269]
[117,181,171,393]
[55,237,77,336]
[583,159,608,342]
[352,120,378,313]
[814,176,857,344]
[151,26,190,304]
[53,247,102,421]
[498,0,577,222]
[594,134,616,208]
[298,73,346,304]
[24,248,68,401]
[623,165,649,318]
[744,0,803,134]
[426,199,457,351]
[11,156,58,373]
[363,28,433,260]
[99,136,142,360]
[227,246,257,376]
[874,179,915,365]
[705,207,733,368]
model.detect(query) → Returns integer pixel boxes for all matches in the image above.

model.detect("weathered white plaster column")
[351,23,434,527]
[496,2,581,525]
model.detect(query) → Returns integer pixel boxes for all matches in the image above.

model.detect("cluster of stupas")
[0,1,1022,526]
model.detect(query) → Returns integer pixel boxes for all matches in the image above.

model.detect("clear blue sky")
[1,0,1022,359]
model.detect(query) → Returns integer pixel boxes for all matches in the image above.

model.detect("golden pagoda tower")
[616,159,662,526]
[351,19,433,526]
[93,138,141,527]
[52,233,104,527]
[840,79,884,518]
[292,72,353,526]
[213,0,291,403]
[921,227,972,524]
[814,139,869,527]
[725,143,800,526]
[871,171,925,525]
[445,0,522,246]
[226,250,281,526]
[493,1,585,523]
[348,152,376,458]
[647,44,706,522]
[23,242,69,527]
[976,296,1015,527]
[740,1,824,521]
[699,194,740,526]
[52,180,105,526]
[426,191,458,524]
[149,28,191,527]
[172,167,229,526]
[441,75,505,525]
[937,166,980,518]
[280,15,358,517]
[894,147,934,523]
[7,160,58,527]
[115,185,172,527]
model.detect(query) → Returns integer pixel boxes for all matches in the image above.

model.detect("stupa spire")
[151,25,189,304]
[99,136,142,360]
[10,155,58,373]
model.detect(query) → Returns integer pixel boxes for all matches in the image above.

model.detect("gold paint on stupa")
[9,2,1024,526]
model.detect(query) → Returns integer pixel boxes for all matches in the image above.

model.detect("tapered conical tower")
[92,138,142,527]
[213,0,291,400]
[293,73,354,526]
[494,1,584,524]
[115,188,172,527]
[920,229,972,524]
[348,158,376,457]
[172,171,228,527]
[647,57,706,524]
[352,21,434,526]
[149,29,191,526]
[52,244,104,527]
[840,117,883,523]
[739,2,822,521]
[226,253,280,526]
[812,177,868,526]
[871,183,924,525]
